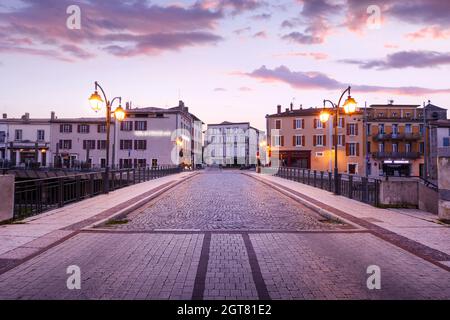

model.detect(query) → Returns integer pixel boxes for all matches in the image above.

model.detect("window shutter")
[60,125,63,133]
[281,136,284,146]
[69,125,72,133]
[77,125,81,133]
[342,117,345,127]
[342,135,346,145]
[356,143,360,156]
[313,119,317,129]
[323,135,327,146]
[302,119,305,129]
[302,136,305,146]
[144,140,147,150]
[313,135,317,146]
[347,124,350,135]
[355,124,359,136]
[292,136,295,146]
[134,140,137,150]
[323,121,326,129]
[293,119,296,129]
[333,135,336,146]
[346,143,350,156]
[83,140,86,149]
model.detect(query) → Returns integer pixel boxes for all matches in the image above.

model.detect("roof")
[266,107,363,118]
[207,121,250,126]
[424,103,446,111]
[429,119,450,128]
[369,104,421,108]
[0,118,51,124]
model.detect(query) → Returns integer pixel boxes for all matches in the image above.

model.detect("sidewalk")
[246,172,450,267]
[0,171,196,262]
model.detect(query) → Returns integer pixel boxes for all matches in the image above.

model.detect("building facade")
[0,100,203,170]
[266,104,364,174]
[429,119,450,180]
[366,102,447,177]
[204,121,264,166]
[0,113,52,167]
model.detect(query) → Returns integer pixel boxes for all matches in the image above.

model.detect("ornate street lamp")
[320,86,358,195]
[88,81,125,193]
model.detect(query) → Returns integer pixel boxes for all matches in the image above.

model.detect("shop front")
[279,150,311,168]
[382,160,411,177]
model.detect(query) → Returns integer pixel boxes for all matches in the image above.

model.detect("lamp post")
[320,86,357,195]
[88,81,126,193]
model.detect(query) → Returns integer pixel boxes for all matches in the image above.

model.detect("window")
[120,121,133,131]
[294,135,304,147]
[151,159,158,167]
[405,112,411,118]
[134,140,147,150]
[97,140,107,150]
[315,119,324,129]
[392,112,397,117]
[78,124,90,133]
[443,138,450,147]
[338,117,344,128]
[315,135,324,146]
[337,135,345,146]
[366,124,371,136]
[405,124,412,134]
[97,124,106,133]
[273,135,283,147]
[379,143,384,153]
[0,131,5,143]
[405,143,412,153]
[392,143,398,153]
[419,142,425,154]
[294,119,304,129]
[135,121,147,131]
[100,158,106,168]
[120,140,133,150]
[347,123,358,136]
[59,140,72,149]
[378,124,385,134]
[60,124,72,133]
[347,143,358,156]
[37,130,45,141]
[15,129,22,141]
[275,120,281,130]
[82,140,96,150]
[120,159,133,169]
[348,164,357,175]
[392,124,398,135]
[420,124,424,135]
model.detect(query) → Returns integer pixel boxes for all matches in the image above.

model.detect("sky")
[1,0,450,131]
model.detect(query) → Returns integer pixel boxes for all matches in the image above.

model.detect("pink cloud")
[243,65,450,96]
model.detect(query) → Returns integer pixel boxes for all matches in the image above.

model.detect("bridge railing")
[274,167,380,207]
[13,166,182,220]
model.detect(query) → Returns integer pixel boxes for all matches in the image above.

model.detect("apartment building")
[366,102,447,177]
[205,121,264,166]
[0,100,203,169]
[0,113,52,167]
[266,104,364,174]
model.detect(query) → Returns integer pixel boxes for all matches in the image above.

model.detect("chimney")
[285,108,289,112]
[2,113,6,119]
[290,102,293,111]
[22,113,30,120]
[300,104,303,110]
[179,100,185,108]
[277,105,281,113]
[126,102,130,110]
[50,111,55,121]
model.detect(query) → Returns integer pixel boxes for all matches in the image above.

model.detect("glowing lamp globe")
[343,96,357,114]
[114,105,126,122]
[88,91,104,112]
[319,110,330,123]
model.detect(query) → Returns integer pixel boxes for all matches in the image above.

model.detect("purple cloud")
[0,0,224,61]
[244,65,450,96]
[251,13,271,20]
[341,51,450,70]
[253,31,268,38]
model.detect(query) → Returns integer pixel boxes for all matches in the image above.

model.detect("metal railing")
[274,167,380,207]
[372,152,422,159]
[13,165,182,220]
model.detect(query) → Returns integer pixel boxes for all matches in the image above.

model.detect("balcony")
[372,152,422,159]
[372,133,422,141]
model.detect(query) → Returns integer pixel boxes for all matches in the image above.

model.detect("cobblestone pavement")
[0,171,449,300]
[111,171,343,231]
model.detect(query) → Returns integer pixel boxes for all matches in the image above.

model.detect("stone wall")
[0,175,14,222]
[438,152,450,221]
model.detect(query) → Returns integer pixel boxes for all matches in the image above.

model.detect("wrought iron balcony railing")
[372,152,422,159]
[372,133,422,141]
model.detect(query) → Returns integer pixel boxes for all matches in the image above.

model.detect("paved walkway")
[0,171,196,261]
[246,172,450,258]
[0,170,448,300]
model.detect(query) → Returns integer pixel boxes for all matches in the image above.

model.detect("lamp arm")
[95,81,109,105]
[323,99,336,109]
[337,86,351,109]
[110,97,122,109]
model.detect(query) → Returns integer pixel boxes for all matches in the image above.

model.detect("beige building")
[266,104,364,174]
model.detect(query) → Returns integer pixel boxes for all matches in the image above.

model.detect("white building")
[0,113,52,167]
[205,121,264,166]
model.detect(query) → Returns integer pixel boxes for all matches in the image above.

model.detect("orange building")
[266,104,364,174]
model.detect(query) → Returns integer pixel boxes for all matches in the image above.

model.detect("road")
[0,170,449,299]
